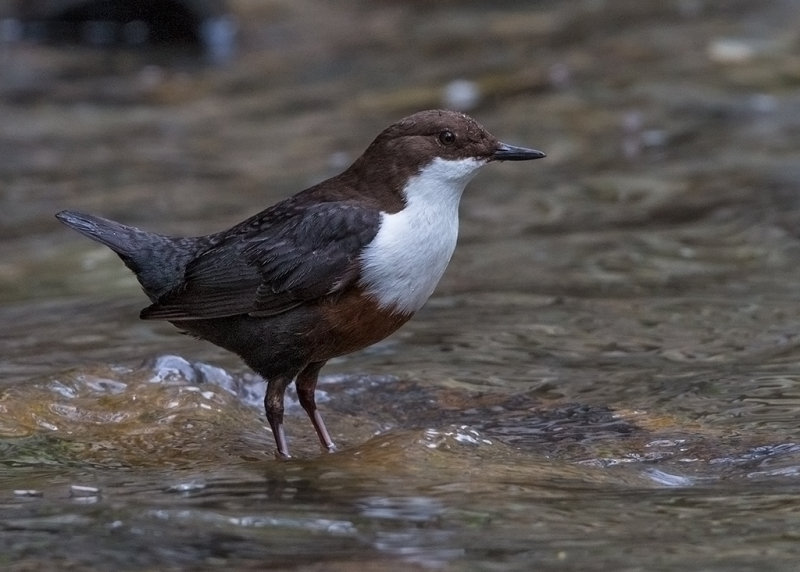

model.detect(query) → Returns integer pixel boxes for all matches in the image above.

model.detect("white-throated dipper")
[56,109,545,458]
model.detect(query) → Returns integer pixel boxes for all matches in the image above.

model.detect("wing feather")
[141,202,381,320]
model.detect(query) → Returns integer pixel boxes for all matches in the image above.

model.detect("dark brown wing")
[140,202,381,320]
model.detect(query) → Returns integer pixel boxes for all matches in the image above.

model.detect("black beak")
[492,142,546,161]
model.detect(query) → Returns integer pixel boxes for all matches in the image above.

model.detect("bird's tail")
[56,210,199,301]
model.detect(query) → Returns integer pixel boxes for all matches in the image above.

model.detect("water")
[3,1,800,570]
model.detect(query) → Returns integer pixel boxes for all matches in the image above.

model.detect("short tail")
[56,210,200,301]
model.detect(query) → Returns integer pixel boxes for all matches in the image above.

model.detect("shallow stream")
[2,1,800,570]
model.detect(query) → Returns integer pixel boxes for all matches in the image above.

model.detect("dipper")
[56,109,545,458]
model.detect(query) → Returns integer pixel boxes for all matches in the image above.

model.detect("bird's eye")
[438,130,456,146]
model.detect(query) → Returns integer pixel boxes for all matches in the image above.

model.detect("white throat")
[359,156,487,314]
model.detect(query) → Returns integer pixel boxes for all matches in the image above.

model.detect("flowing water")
[2,1,800,570]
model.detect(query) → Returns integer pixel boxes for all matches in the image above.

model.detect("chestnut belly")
[170,289,412,379]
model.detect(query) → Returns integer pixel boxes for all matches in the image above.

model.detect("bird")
[56,109,545,458]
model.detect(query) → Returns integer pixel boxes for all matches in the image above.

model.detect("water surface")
[2,1,800,570]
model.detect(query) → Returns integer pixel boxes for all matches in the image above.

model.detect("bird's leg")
[265,375,294,459]
[296,361,336,453]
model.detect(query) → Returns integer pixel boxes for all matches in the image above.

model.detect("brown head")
[362,109,544,165]
[340,110,545,211]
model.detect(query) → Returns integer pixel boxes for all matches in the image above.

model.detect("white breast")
[359,157,487,314]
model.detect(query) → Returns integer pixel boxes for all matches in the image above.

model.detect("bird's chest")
[358,204,459,314]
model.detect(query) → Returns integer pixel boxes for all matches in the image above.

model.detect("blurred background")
[2,1,800,570]
[2,0,800,303]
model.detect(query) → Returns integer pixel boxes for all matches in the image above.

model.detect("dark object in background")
[8,0,235,62]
